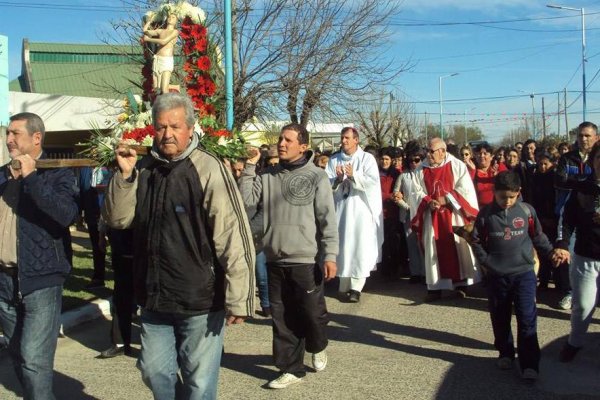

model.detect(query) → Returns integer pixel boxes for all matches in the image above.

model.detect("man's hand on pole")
[115,143,138,180]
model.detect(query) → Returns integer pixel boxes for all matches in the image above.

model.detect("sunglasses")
[410,157,421,163]
[461,153,470,157]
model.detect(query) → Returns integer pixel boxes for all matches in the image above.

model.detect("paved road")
[1,277,599,400]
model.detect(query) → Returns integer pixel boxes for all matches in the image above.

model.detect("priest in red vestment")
[410,138,480,301]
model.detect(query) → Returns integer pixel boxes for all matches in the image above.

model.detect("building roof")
[10,40,145,98]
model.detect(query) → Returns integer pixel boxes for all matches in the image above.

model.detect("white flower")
[141,135,155,146]
[194,122,204,136]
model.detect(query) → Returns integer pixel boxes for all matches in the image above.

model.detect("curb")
[60,297,111,335]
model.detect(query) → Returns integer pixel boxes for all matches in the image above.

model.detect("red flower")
[191,25,207,38]
[194,38,208,53]
[204,80,216,96]
[196,56,211,71]
[122,125,156,143]
[212,129,230,138]
[180,29,191,40]
[204,103,215,115]
[182,41,195,55]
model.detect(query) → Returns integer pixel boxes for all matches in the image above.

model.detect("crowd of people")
[0,92,598,399]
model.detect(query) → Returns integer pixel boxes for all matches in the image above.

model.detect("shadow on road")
[0,352,100,400]
[220,353,274,381]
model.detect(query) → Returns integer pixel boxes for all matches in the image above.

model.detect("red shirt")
[469,163,507,208]
[379,168,399,220]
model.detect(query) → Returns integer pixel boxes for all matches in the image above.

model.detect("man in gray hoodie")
[239,123,338,389]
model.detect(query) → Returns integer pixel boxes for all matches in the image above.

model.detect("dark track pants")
[268,263,329,377]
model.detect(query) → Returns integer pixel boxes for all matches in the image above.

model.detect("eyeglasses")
[427,148,442,154]
[410,157,421,163]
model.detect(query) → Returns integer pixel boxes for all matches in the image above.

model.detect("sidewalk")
[0,275,598,399]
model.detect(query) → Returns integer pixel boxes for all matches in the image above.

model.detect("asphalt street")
[0,277,598,400]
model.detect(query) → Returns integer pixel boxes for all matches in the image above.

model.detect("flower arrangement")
[80,93,155,165]
[82,1,247,165]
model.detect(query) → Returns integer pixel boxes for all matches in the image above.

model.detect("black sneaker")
[559,342,581,363]
[85,280,105,289]
[258,307,271,317]
[97,345,131,359]
[423,290,442,303]
[348,290,361,303]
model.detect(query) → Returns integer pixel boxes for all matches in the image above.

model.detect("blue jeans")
[255,252,269,309]
[486,269,540,372]
[569,253,600,347]
[138,309,225,400]
[0,273,62,400]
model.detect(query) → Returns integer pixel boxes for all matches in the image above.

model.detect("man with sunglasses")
[410,138,479,302]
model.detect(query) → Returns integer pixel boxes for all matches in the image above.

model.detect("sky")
[1,0,600,143]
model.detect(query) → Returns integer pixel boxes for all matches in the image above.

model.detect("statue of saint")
[143,13,179,94]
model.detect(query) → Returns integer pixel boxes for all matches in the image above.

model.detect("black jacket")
[555,148,596,216]
[103,143,255,317]
[557,176,600,260]
[0,156,78,297]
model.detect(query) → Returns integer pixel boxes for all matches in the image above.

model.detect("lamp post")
[439,73,458,140]
[547,4,586,121]
[519,90,536,139]
[463,107,476,145]
[530,92,536,140]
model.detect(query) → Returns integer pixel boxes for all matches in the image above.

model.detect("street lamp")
[519,90,536,139]
[463,107,476,145]
[439,73,458,140]
[547,4,586,121]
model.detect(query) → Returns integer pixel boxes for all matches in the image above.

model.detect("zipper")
[15,215,22,305]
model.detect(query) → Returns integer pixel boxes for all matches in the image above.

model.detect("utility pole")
[557,92,561,137]
[541,97,546,140]
[424,112,428,142]
[564,88,569,140]
[463,110,467,145]
[530,93,536,140]
[224,0,234,131]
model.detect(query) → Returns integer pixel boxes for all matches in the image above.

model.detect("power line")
[407,42,571,63]
[0,1,131,12]
[387,12,600,27]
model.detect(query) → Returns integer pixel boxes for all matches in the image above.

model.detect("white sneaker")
[312,350,327,372]
[267,373,302,389]
[558,294,572,310]
[522,368,538,382]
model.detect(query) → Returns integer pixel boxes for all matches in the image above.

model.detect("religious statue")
[143,13,179,95]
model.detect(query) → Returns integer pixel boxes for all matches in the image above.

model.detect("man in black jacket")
[103,93,254,400]
[554,121,598,309]
[0,112,78,400]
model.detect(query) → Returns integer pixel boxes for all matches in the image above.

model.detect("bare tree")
[208,0,410,129]
[352,91,417,148]
[107,1,409,130]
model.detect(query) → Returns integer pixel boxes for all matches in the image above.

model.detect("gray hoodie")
[238,152,338,265]
[471,201,553,276]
